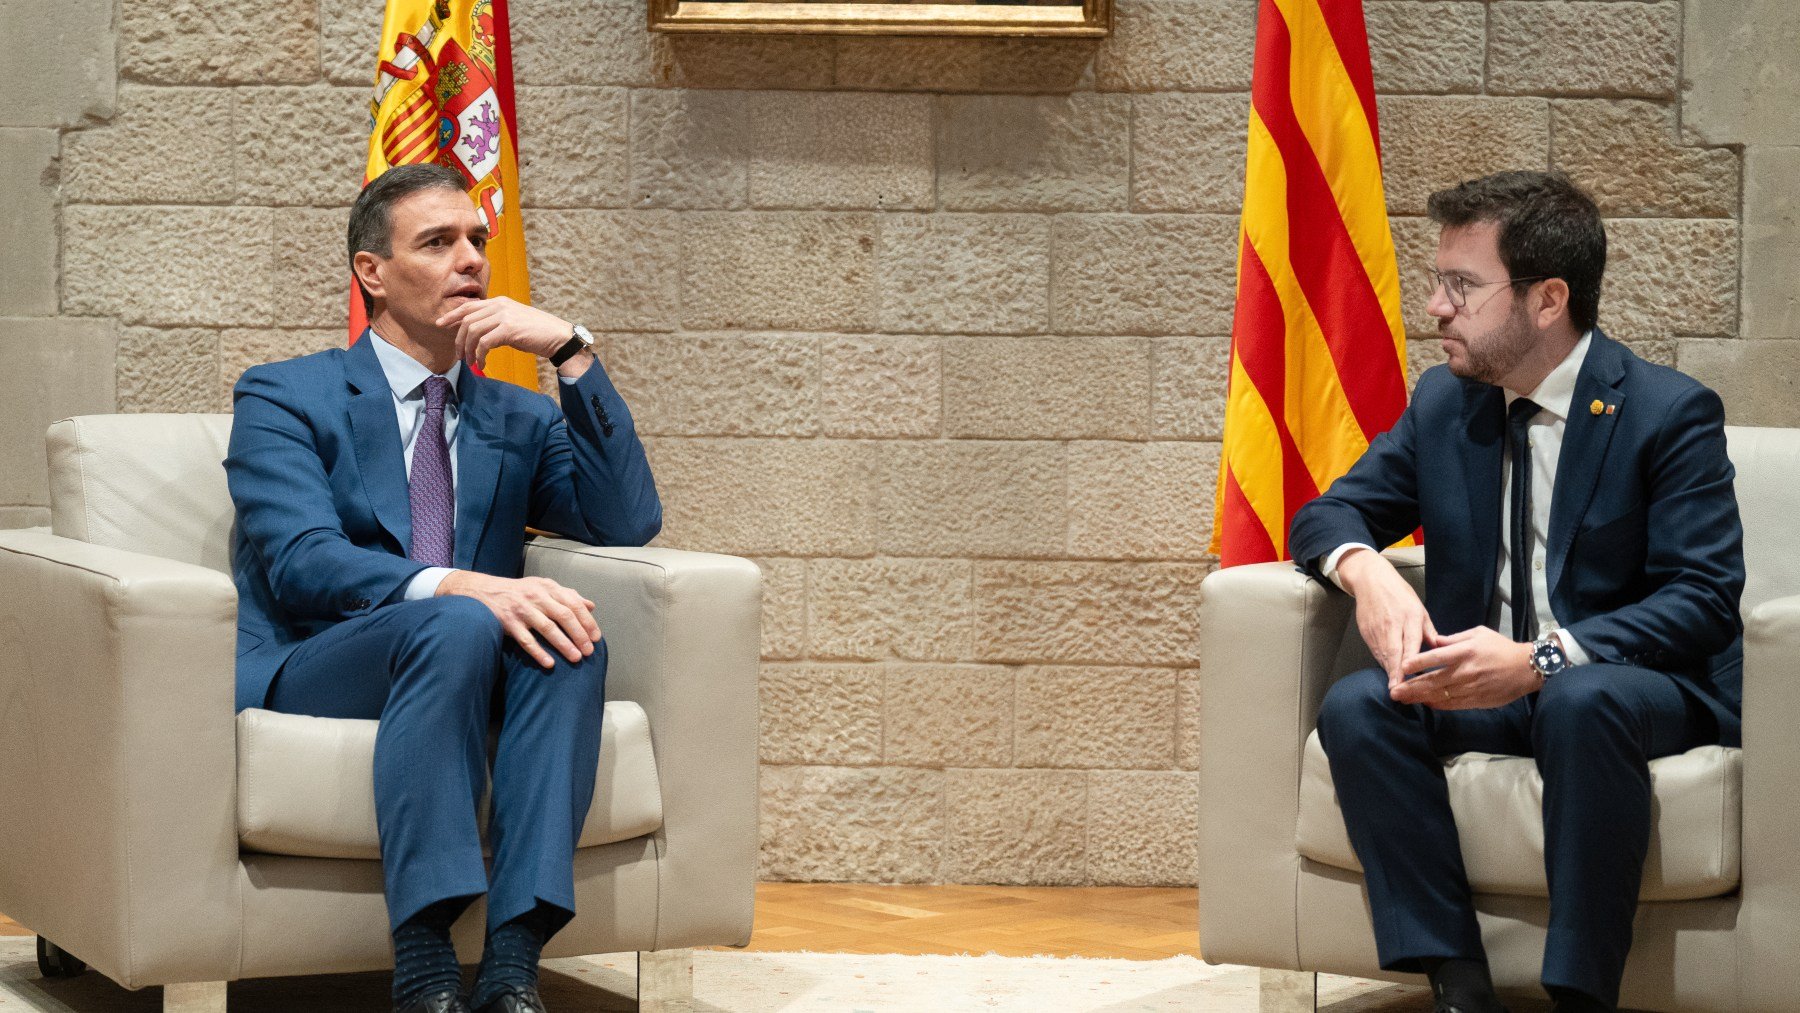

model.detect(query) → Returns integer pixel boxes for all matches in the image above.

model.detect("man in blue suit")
[226,163,661,1013]
[1290,172,1743,1013]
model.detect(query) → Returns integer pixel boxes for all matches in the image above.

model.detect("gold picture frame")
[648,0,1111,39]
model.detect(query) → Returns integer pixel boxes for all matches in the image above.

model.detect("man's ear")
[1535,277,1571,330]
[352,250,386,303]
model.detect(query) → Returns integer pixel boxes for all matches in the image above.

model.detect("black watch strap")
[549,334,587,368]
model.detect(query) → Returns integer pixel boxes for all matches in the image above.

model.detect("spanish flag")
[349,0,539,391]
[1210,0,1411,567]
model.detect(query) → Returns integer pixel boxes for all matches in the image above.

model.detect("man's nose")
[454,237,486,271]
[1424,283,1456,321]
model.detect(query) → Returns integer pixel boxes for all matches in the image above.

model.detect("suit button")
[587,394,616,436]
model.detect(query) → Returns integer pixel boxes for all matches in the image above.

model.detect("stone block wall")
[4,0,1789,885]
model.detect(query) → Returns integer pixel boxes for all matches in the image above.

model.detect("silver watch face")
[571,324,595,347]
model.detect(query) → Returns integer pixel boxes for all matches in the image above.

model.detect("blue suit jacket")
[225,334,662,712]
[1289,330,1746,744]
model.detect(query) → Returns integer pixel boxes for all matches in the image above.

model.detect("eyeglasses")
[1423,268,1550,313]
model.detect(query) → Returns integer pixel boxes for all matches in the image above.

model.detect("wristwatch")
[549,323,594,367]
[1529,632,1571,681]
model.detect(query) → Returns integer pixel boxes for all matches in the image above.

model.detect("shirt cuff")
[1551,627,1592,667]
[403,566,454,601]
[558,374,577,385]
[1321,542,1378,591]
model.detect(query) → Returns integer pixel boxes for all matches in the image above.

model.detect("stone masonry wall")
[4,0,1789,886]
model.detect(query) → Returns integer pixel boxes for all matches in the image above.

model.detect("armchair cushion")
[1297,730,1742,901]
[236,702,663,860]
[46,414,235,575]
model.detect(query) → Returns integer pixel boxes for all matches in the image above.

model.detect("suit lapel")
[345,335,412,552]
[1547,331,1627,599]
[452,367,506,571]
[1460,381,1506,622]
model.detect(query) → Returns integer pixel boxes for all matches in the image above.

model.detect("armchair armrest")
[1739,592,1800,1009]
[522,538,761,951]
[1195,559,1354,968]
[1194,547,1422,967]
[0,529,240,988]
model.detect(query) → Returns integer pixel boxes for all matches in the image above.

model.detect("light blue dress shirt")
[367,329,579,601]
[367,330,463,601]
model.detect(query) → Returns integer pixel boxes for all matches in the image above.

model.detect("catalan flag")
[349,0,539,391]
[1210,0,1411,567]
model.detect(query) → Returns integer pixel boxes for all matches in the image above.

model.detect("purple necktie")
[408,375,455,568]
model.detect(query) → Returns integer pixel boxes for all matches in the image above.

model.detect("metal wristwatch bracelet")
[1529,632,1570,681]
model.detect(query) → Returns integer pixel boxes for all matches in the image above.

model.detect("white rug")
[0,936,1456,1011]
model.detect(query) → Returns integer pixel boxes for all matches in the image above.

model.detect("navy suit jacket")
[225,333,662,713]
[1289,330,1746,744]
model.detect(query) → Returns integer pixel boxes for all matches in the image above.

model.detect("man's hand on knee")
[1396,626,1539,710]
[1337,548,1437,695]
[436,571,601,669]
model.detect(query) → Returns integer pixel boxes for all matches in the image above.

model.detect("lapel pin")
[1589,399,1604,415]
[1606,404,1616,415]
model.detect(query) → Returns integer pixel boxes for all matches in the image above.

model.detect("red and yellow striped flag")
[348,0,538,391]
[1210,0,1411,567]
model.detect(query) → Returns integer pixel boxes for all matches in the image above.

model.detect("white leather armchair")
[0,414,761,1011]
[1196,426,1800,1012]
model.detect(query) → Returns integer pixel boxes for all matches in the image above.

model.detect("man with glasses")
[1289,171,1744,1013]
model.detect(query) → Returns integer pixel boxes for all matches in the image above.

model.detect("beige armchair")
[0,414,762,1011]
[1196,426,1800,1013]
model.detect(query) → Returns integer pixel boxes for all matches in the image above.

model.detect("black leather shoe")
[472,986,547,1013]
[395,988,471,1013]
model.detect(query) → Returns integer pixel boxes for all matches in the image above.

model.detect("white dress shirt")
[1323,331,1595,666]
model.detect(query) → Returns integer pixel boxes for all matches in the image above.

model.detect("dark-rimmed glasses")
[1422,268,1549,313]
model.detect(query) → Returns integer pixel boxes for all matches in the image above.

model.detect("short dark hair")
[1426,171,1606,333]
[347,163,468,314]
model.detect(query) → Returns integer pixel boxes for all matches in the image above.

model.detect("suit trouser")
[266,595,607,936]
[1316,663,1717,1007]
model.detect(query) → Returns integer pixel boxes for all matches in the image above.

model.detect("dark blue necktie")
[1507,397,1542,642]
[408,375,454,568]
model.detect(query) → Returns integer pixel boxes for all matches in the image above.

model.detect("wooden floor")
[1,884,1200,960]
[727,883,1199,959]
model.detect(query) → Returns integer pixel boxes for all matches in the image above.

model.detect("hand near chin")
[436,296,571,371]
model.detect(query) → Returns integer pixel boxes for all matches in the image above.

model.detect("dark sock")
[469,907,552,1008]
[392,898,467,1007]
[1421,957,1504,1011]
[1547,985,1613,1013]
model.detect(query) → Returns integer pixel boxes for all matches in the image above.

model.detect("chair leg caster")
[1258,968,1318,1013]
[636,948,694,1012]
[36,936,88,978]
[164,980,228,1012]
